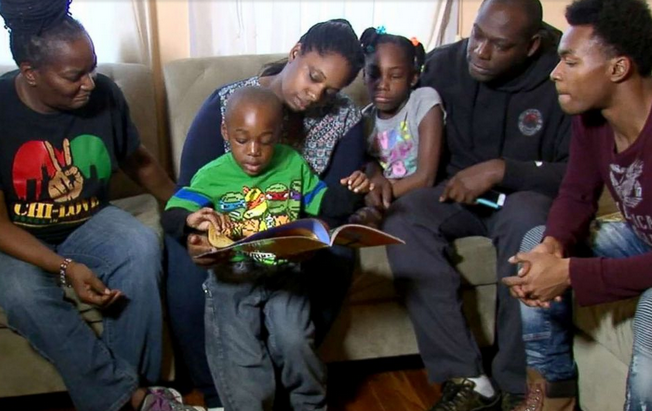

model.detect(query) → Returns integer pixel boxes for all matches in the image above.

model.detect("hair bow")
[376,25,386,35]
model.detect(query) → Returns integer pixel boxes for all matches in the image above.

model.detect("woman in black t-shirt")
[0,1,192,410]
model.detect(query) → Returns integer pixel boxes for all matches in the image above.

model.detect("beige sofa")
[0,57,635,411]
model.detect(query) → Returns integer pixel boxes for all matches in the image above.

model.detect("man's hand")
[503,251,571,305]
[536,236,564,258]
[66,262,123,308]
[507,236,565,303]
[440,159,505,204]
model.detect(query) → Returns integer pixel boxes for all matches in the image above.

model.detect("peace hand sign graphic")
[45,139,84,202]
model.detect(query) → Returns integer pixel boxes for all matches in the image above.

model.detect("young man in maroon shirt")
[503,0,652,410]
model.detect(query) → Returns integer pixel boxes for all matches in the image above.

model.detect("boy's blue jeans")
[0,206,163,411]
[204,261,327,411]
[520,222,652,410]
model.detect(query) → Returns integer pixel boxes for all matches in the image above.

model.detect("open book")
[203,218,404,258]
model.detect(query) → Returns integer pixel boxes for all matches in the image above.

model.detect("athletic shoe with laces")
[140,387,206,411]
[429,378,500,411]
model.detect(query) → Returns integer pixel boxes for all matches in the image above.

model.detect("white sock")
[207,408,225,411]
[468,375,495,398]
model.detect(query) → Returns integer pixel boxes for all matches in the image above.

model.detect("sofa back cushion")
[163,53,368,178]
[0,63,160,200]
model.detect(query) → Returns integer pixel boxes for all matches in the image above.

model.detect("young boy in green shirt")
[163,86,371,410]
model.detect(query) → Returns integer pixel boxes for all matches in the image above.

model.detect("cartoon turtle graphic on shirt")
[218,192,247,221]
[287,180,302,220]
[265,183,291,225]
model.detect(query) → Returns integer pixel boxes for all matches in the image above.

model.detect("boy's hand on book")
[341,171,374,194]
[186,207,234,233]
[187,233,234,267]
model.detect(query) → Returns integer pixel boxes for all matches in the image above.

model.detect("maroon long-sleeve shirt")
[544,111,652,306]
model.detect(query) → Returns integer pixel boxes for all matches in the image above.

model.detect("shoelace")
[433,381,475,411]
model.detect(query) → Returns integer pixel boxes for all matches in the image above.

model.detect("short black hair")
[482,0,543,38]
[566,0,652,77]
[261,19,364,86]
[225,86,283,125]
[0,0,88,67]
[359,27,426,75]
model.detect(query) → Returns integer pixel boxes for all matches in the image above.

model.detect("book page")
[201,218,333,258]
[330,224,405,247]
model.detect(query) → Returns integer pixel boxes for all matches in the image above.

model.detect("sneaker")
[501,392,525,411]
[140,387,206,411]
[511,369,577,411]
[429,378,500,411]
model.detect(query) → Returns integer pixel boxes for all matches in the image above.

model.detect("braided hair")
[0,0,88,67]
[360,27,426,76]
[260,19,365,86]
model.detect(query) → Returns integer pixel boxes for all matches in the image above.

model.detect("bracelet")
[59,258,73,287]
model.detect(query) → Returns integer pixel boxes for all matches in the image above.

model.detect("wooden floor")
[0,357,441,411]
[328,358,441,411]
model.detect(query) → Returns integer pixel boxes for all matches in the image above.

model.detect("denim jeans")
[0,206,163,411]
[519,222,652,409]
[165,236,353,409]
[204,261,326,411]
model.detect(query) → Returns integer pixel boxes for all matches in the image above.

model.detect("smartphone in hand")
[476,190,506,209]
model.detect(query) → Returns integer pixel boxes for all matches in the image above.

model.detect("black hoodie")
[420,27,571,197]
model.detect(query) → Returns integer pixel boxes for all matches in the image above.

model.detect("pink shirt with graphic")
[364,87,442,179]
[544,112,652,306]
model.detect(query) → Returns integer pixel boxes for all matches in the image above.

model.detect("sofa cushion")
[111,194,163,240]
[99,64,162,200]
[574,297,637,365]
[348,236,497,305]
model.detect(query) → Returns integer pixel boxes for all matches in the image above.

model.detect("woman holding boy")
[164,19,367,411]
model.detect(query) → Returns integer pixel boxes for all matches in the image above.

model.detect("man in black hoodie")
[381,1,571,410]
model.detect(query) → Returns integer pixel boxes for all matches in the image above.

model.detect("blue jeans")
[165,235,353,409]
[204,262,326,411]
[0,206,163,411]
[520,222,652,409]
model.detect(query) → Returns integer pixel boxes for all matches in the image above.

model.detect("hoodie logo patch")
[518,109,543,136]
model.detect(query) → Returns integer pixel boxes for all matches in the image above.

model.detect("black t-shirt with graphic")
[0,71,140,244]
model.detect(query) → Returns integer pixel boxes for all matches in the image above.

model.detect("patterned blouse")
[217,76,362,175]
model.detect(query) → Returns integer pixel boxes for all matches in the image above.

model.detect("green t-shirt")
[166,144,328,264]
